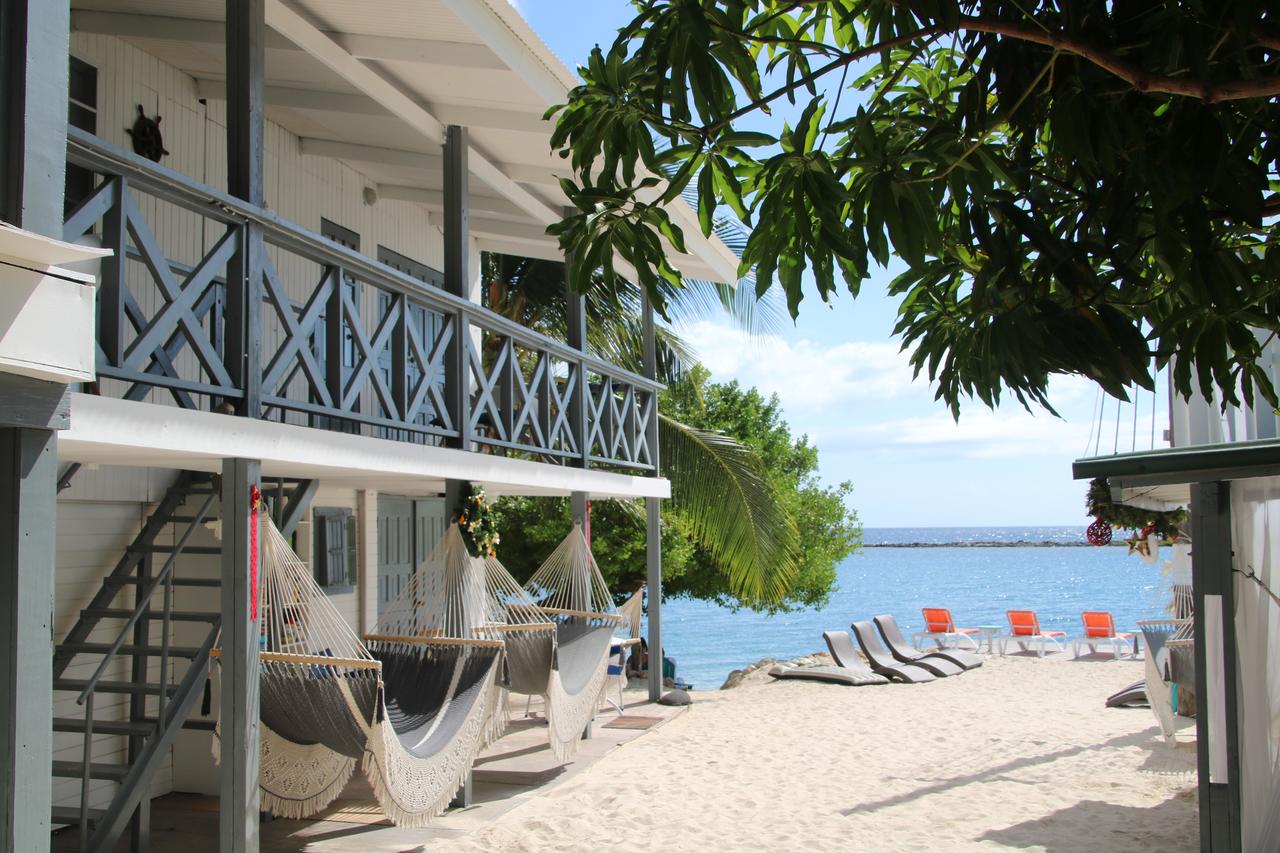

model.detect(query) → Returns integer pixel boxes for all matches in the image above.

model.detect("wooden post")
[641,293,663,702]
[0,2,71,848]
[444,479,471,528]
[0,424,59,852]
[1190,481,1242,853]
[443,125,471,450]
[442,126,473,557]
[220,458,261,853]
[564,222,589,468]
[0,0,70,237]
[224,0,265,418]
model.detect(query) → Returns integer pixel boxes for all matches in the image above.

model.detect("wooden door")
[377,495,447,616]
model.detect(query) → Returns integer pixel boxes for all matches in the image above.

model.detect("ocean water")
[656,526,1170,689]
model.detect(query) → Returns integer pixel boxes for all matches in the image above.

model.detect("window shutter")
[326,514,348,587]
[313,508,354,590]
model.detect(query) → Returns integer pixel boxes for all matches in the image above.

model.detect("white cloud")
[677,320,917,413]
[814,409,1093,460]
[675,318,1159,465]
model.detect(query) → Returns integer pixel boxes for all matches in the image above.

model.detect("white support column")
[357,489,378,635]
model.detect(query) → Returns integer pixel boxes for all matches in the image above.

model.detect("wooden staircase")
[50,472,316,853]
[50,471,222,853]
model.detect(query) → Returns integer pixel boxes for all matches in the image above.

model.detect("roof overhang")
[70,0,741,284]
[59,394,670,500]
[1072,437,1280,506]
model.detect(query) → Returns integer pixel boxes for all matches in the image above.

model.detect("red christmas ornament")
[1086,517,1113,546]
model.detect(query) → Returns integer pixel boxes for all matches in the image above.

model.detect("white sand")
[435,655,1198,852]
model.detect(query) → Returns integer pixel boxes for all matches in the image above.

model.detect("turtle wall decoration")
[126,104,169,162]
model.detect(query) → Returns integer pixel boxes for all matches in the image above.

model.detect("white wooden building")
[0,1,737,851]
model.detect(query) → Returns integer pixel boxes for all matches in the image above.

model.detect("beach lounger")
[1105,679,1148,708]
[1073,611,1136,660]
[1004,610,1067,657]
[874,614,983,671]
[913,607,981,652]
[768,664,889,687]
[821,630,889,678]
[847,623,938,683]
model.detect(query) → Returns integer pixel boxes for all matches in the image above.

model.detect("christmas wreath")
[1085,477,1186,549]
[458,484,500,558]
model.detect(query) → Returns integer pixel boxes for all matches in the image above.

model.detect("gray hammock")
[483,524,623,760]
[218,519,504,826]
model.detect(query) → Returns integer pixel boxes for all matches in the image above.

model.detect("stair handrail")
[76,490,218,706]
[85,622,222,853]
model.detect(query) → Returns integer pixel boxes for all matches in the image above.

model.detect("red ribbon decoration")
[250,484,261,621]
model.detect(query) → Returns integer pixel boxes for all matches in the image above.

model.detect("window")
[65,57,97,215]
[313,507,357,592]
[378,245,443,288]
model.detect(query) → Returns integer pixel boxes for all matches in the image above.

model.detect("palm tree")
[482,252,799,606]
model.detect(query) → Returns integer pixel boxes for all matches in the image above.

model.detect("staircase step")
[57,642,203,659]
[128,545,222,555]
[53,717,157,737]
[51,759,130,781]
[53,679,175,696]
[109,576,220,588]
[82,607,219,623]
[177,718,216,732]
[51,805,106,827]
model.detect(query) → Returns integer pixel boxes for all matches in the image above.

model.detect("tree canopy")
[493,365,860,611]
[547,1,1280,417]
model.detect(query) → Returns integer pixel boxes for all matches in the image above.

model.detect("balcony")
[62,126,658,475]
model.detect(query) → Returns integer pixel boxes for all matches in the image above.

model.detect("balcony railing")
[63,126,657,472]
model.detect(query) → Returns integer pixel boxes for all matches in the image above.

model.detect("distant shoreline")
[863,540,1120,548]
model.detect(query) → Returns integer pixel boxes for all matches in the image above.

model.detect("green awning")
[1073,437,1280,487]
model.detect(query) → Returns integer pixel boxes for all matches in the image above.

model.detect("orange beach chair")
[1004,610,1067,657]
[1074,611,1136,660]
[913,607,981,652]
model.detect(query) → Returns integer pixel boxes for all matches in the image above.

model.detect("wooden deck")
[53,688,687,852]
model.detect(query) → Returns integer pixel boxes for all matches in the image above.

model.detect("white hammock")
[516,523,624,760]
[216,519,504,826]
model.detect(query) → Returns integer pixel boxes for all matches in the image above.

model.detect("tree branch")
[956,15,1280,103]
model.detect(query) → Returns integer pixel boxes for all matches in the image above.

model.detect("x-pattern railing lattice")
[64,176,240,406]
[65,127,658,469]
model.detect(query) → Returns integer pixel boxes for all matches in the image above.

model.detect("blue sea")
[656,526,1170,689]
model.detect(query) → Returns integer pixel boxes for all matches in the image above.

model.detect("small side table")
[973,625,1003,655]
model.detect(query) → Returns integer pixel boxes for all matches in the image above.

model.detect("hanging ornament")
[1126,522,1160,564]
[1086,517,1113,546]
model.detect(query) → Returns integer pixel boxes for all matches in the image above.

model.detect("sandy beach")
[434,654,1198,852]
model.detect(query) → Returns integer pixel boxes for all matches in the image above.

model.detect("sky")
[511,1,1169,528]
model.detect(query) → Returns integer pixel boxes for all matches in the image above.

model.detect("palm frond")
[587,317,694,381]
[660,414,798,604]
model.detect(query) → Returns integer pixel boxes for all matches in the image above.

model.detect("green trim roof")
[1073,437,1280,487]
